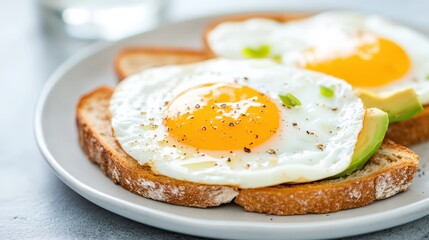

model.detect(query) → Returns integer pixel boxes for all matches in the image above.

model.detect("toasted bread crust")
[387,105,429,146]
[203,13,429,146]
[115,48,209,81]
[235,141,418,215]
[76,86,238,208]
[77,87,418,215]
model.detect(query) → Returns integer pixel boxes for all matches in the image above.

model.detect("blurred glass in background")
[38,0,168,40]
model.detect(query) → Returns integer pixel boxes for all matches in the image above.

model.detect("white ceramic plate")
[35,15,429,240]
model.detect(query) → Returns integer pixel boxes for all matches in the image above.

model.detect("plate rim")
[34,15,429,240]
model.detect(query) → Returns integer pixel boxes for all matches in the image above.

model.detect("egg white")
[207,11,429,105]
[110,59,365,188]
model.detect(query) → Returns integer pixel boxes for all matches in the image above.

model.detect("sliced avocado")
[356,88,423,123]
[333,108,389,178]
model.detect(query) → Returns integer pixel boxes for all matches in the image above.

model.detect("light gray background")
[1,0,428,239]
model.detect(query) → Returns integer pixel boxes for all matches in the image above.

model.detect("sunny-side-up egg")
[207,11,429,104]
[110,59,365,188]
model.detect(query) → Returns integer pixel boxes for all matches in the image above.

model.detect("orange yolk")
[304,36,411,88]
[164,83,280,151]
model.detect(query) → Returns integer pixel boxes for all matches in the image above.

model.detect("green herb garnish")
[272,55,282,63]
[242,44,271,58]
[279,93,302,107]
[426,75,429,81]
[320,85,335,98]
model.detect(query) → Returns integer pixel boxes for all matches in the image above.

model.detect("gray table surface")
[1,0,429,239]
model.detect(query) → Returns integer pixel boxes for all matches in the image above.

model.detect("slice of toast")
[76,86,419,215]
[387,107,429,146]
[202,13,429,147]
[114,48,209,80]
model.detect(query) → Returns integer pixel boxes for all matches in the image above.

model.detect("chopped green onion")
[279,93,302,107]
[272,55,282,63]
[426,75,429,80]
[320,85,335,98]
[242,44,271,58]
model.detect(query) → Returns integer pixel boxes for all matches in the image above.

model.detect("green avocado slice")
[333,108,389,178]
[356,88,423,123]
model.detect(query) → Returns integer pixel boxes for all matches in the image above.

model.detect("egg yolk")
[164,83,280,151]
[304,36,411,88]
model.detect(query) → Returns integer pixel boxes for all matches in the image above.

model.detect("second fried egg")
[207,11,429,104]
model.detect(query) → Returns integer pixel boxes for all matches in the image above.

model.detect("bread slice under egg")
[114,48,209,81]
[387,108,429,146]
[76,86,419,215]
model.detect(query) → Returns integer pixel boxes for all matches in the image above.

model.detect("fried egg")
[207,11,429,104]
[110,59,365,188]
